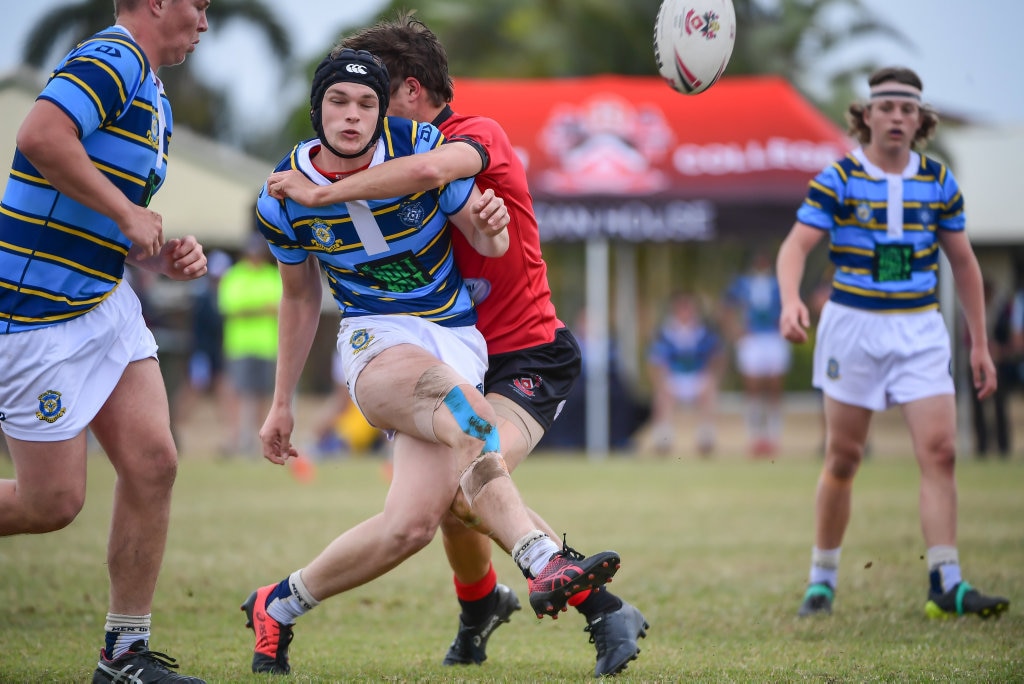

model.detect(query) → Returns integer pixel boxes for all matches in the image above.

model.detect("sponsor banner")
[451,75,852,206]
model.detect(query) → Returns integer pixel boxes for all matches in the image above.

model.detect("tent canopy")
[450,74,852,242]
[942,125,1024,245]
[0,68,267,248]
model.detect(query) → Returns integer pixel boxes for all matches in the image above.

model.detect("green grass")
[1,449,1021,682]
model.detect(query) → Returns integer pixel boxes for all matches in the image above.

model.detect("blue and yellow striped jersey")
[796,148,965,313]
[256,118,478,327]
[648,321,721,375]
[724,273,783,334]
[0,25,170,334]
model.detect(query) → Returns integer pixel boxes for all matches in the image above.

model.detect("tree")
[730,0,910,121]
[20,0,292,140]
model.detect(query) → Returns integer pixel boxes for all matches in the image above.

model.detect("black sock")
[459,588,498,626]
[575,587,623,621]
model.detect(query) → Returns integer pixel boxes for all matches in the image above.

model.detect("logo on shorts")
[36,390,67,423]
[511,374,542,399]
[349,328,373,353]
[826,358,840,380]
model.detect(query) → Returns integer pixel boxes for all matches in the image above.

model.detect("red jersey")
[436,107,563,355]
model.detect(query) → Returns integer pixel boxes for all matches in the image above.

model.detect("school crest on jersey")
[349,328,373,354]
[855,202,873,223]
[918,208,933,228]
[397,200,426,227]
[36,389,67,423]
[311,218,338,250]
[147,110,159,148]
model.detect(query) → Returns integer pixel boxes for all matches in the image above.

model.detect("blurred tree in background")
[267,0,904,156]
[20,0,906,158]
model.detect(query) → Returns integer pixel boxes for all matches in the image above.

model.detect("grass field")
[1,439,1022,683]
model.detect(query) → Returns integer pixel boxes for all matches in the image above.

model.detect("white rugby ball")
[654,0,736,95]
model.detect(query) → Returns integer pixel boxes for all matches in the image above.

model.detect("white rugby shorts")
[736,332,792,378]
[0,282,158,441]
[336,314,488,416]
[812,301,954,411]
[666,371,714,404]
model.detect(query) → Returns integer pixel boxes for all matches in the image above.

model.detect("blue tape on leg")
[443,386,500,453]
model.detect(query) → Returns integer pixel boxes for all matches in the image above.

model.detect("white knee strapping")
[458,451,509,508]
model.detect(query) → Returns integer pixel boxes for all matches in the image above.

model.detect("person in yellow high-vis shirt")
[218,232,282,456]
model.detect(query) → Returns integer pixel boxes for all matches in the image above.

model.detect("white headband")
[869,82,922,103]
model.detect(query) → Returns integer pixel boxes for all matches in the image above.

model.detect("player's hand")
[470,188,509,237]
[260,406,299,466]
[779,300,810,344]
[162,236,207,280]
[122,206,165,259]
[970,345,998,401]
[267,170,322,205]
[129,235,207,281]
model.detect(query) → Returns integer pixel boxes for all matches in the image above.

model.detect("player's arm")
[259,256,322,465]
[448,186,509,257]
[17,99,164,258]
[267,139,487,207]
[272,258,322,406]
[776,221,825,344]
[940,229,997,399]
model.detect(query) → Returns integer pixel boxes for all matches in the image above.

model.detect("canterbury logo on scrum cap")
[346,64,368,75]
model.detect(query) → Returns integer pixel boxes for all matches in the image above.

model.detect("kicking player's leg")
[440,329,644,675]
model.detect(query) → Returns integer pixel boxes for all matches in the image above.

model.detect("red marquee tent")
[449,75,853,452]
[450,74,852,242]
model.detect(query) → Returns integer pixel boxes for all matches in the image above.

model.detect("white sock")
[512,530,559,578]
[266,570,321,625]
[104,613,151,659]
[764,403,783,442]
[809,546,841,588]
[744,399,762,440]
[927,546,962,593]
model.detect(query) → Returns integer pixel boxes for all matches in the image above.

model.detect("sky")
[2,0,1023,134]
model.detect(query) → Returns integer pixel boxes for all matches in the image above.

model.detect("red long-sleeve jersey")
[437,108,563,355]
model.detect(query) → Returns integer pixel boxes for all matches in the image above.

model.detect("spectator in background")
[173,249,232,450]
[647,292,725,456]
[537,308,649,452]
[968,279,1014,459]
[309,347,384,459]
[723,250,792,458]
[1009,279,1024,439]
[218,233,282,457]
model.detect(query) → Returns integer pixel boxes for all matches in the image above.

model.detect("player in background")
[264,14,648,678]
[646,292,724,456]
[777,66,1010,620]
[244,48,621,676]
[722,250,791,458]
[0,1,210,681]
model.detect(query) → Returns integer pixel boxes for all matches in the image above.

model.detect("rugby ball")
[654,0,736,95]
